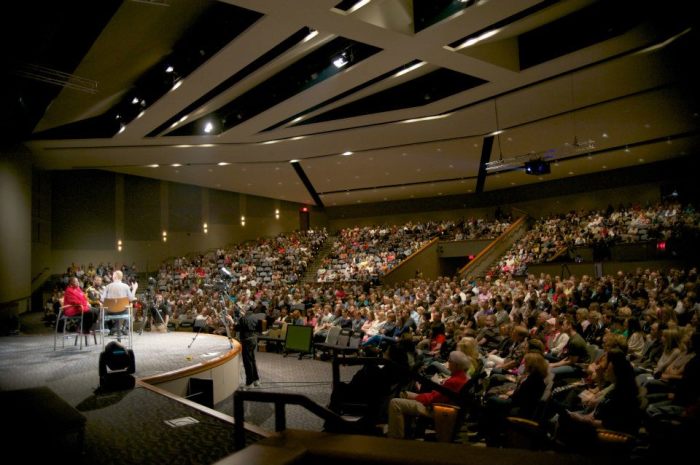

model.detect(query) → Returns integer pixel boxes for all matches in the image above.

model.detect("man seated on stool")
[388,350,469,439]
[101,270,136,336]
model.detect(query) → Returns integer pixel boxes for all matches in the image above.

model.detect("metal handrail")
[233,390,363,450]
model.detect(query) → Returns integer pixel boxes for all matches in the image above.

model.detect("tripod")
[138,290,165,335]
[189,281,234,349]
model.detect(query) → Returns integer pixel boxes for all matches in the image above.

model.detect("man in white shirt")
[101,270,136,335]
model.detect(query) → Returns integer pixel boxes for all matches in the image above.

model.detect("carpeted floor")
[1,310,361,464]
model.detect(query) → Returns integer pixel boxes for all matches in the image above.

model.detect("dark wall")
[51,170,115,249]
[169,181,202,232]
[125,175,160,241]
[209,189,240,225]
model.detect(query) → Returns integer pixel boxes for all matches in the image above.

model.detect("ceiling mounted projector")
[524,159,550,175]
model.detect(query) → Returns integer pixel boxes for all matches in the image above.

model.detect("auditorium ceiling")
[5,0,700,207]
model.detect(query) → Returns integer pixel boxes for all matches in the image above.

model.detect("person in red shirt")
[388,351,470,439]
[63,277,98,332]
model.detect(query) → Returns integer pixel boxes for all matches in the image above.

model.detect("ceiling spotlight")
[290,159,300,163]
[131,97,140,104]
[118,124,126,134]
[147,164,159,168]
[333,52,349,69]
[171,163,182,167]
[165,65,174,73]
[204,121,214,133]
[342,151,353,156]
[217,162,230,166]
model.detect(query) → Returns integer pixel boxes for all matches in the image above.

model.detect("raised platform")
[0,331,241,406]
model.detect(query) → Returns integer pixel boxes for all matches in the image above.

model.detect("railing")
[233,390,363,451]
[381,237,439,282]
[458,215,528,278]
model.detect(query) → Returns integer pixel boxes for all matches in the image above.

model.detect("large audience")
[47,202,699,457]
[493,201,700,276]
[317,217,511,282]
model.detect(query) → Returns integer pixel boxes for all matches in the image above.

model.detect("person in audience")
[555,349,641,451]
[479,352,549,446]
[549,315,591,379]
[387,351,469,439]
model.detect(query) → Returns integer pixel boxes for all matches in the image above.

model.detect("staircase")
[459,215,529,279]
[303,235,336,283]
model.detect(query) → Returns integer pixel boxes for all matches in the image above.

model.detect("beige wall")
[0,148,32,307]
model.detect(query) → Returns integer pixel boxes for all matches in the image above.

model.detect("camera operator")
[150,293,171,332]
[236,305,265,389]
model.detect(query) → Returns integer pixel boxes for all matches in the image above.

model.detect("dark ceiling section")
[413,0,475,33]
[32,2,262,141]
[148,27,316,137]
[519,0,656,70]
[264,60,424,132]
[333,0,367,12]
[166,38,382,136]
[447,0,558,48]
[297,68,487,125]
[0,1,121,147]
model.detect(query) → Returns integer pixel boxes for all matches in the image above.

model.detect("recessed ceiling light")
[401,114,450,124]
[131,97,140,105]
[638,158,645,162]
[289,159,300,163]
[165,65,174,73]
[394,61,425,78]
[171,80,183,91]
[204,121,214,133]
[171,163,182,167]
[217,162,230,166]
[342,151,353,156]
[602,133,608,138]
[303,29,318,42]
[147,164,159,168]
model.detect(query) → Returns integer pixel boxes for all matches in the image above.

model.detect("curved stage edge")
[138,335,241,405]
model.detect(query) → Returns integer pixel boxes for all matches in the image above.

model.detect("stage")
[0,331,239,406]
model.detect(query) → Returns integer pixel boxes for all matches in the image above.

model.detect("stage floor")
[0,331,236,407]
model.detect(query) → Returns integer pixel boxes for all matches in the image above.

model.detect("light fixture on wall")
[117,239,123,252]
[240,216,246,226]
[275,209,280,220]
[162,231,167,242]
[203,222,208,234]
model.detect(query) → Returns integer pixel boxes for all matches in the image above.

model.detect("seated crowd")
[317,217,511,282]
[48,211,699,457]
[493,201,699,276]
